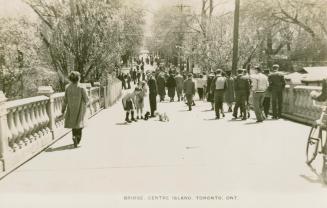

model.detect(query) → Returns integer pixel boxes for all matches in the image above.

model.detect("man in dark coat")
[233,69,251,120]
[148,72,158,117]
[224,70,235,112]
[156,73,166,102]
[183,73,196,111]
[166,72,177,102]
[268,64,286,119]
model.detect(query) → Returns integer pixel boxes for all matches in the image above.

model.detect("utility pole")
[174,0,191,70]
[231,0,240,75]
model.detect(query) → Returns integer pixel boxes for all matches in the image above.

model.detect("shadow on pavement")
[299,174,326,187]
[45,144,76,152]
[115,122,129,125]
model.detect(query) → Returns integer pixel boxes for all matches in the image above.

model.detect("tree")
[25,0,145,88]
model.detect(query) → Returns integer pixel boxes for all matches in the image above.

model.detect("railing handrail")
[6,96,49,109]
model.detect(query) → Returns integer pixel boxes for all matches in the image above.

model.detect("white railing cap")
[6,96,49,109]
[52,92,65,98]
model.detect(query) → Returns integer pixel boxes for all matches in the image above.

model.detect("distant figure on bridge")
[184,73,196,111]
[268,64,286,119]
[157,73,166,102]
[166,72,177,102]
[148,72,158,117]
[174,72,184,101]
[122,89,138,123]
[61,71,89,148]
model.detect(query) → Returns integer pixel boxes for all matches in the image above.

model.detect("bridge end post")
[0,91,9,171]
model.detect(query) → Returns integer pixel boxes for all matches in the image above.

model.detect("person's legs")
[214,91,219,118]
[125,111,131,122]
[258,93,265,120]
[263,97,270,117]
[72,129,77,146]
[271,90,278,118]
[131,110,136,122]
[149,94,156,116]
[240,94,247,120]
[277,90,283,118]
[140,108,144,119]
[136,108,140,119]
[219,93,224,117]
[76,128,82,145]
[233,95,240,118]
[186,95,192,111]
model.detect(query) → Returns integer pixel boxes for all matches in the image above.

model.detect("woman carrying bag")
[62,71,89,148]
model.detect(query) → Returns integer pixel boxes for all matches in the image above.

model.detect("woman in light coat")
[62,71,89,148]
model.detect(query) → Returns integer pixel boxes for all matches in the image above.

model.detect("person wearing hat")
[210,69,227,119]
[183,73,196,111]
[268,64,286,119]
[233,69,251,120]
[206,72,215,110]
[175,72,184,101]
[251,66,269,122]
[147,72,158,117]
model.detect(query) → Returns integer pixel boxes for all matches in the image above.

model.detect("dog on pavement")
[154,112,170,122]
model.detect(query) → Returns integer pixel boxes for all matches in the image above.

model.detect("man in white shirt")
[251,66,269,122]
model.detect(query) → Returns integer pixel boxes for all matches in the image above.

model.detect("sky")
[0,0,234,37]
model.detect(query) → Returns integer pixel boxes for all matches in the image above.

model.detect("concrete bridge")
[0,75,326,207]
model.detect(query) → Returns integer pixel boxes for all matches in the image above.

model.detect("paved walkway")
[0,92,326,207]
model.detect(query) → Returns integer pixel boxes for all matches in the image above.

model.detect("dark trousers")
[233,93,247,119]
[198,88,204,100]
[149,94,157,116]
[72,128,83,144]
[271,90,283,118]
[214,90,224,117]
[185,94,193,110]
[263,97,270,117]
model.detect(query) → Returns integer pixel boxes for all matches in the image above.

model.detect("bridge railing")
[0,79,121,176]
[281,85,324,125]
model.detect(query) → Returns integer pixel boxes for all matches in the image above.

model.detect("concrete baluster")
[19,106,29,146]
[7,110,16,149]
[25,104,34,142]
[0,91,9,171]
[38,87,55,139]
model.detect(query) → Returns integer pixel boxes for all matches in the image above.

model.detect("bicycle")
[306,100,327,184]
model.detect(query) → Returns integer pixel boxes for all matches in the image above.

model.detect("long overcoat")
[62,83,89,129]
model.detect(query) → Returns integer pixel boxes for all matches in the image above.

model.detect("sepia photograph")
[0,0,327,207]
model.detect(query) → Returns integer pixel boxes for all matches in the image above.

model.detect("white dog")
[154,112,170,122]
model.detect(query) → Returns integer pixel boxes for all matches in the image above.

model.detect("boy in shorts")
[122,88,138,123]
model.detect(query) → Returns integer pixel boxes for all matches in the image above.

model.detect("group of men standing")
[208,64,286,122]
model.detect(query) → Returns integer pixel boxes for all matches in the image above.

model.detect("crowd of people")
[59,63,286,147]
[120,63,286,123]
